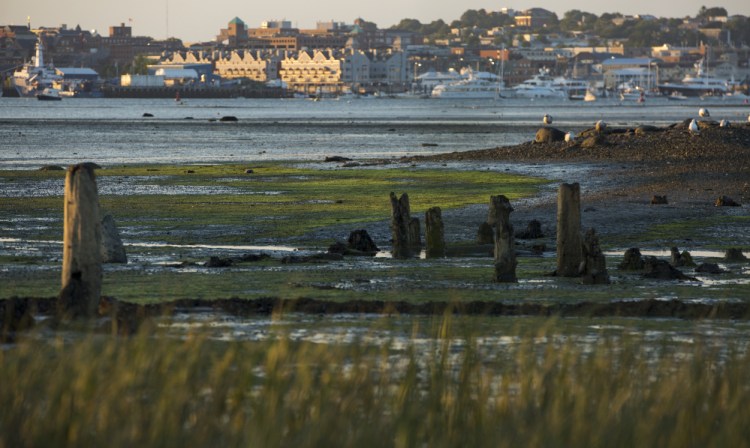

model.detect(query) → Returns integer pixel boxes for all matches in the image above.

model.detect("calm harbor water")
[1,95,749,169]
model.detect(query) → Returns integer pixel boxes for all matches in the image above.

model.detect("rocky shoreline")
[407,119,750,205]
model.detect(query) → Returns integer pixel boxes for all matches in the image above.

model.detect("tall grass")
[1,319,749,447]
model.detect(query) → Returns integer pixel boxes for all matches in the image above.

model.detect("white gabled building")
[214,50,281,81]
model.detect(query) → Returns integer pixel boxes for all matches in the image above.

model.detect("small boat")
[36,88,62,101]
[584,90,597,102]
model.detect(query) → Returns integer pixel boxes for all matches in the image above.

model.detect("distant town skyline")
[3,0,749,43]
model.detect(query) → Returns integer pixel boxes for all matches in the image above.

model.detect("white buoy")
[565,131,575,142]
[698,108,710,118]
[543,114,552,125]
[595,120,607,132]
[688,119,700,135]
[720,119,729,128]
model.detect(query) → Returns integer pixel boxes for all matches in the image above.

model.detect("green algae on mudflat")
[0,163,547,244]
[610,215,750,251]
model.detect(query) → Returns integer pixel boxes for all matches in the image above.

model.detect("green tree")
[697,6,727,18]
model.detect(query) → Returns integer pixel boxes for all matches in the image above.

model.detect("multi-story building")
[214,50,281,81]
[279,49,345,94]
[101,23,154,68]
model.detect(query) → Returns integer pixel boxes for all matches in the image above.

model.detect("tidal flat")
[1,161,748,307]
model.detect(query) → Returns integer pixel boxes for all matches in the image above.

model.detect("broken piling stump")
[489,195,517,282]
[556,183,583,277]
[580,228,609,284]
[390,192,413,259]
[101,214,127,263]
[425,207,446,258]
[59,163,102,318]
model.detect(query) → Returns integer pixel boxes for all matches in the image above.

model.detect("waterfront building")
[214,50,281,81]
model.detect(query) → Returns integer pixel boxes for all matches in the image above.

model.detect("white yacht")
[657,59,729,97]
[511,68,566,99]
[552,77,590,100]
[431,69,503,100]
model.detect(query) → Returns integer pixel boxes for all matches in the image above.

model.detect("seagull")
[720,119,730,128]
[565,131,576,142]
[595,120,607,133]
[688,119,700,135]
[698,108,710,118]
[543,114,552,125]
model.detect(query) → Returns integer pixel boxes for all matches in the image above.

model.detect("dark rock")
[205,256,233,268]
[219,116,238,122]
[695,263,727,274]
[642,256,697,281]
[580,134,606,148]
[282,253,342,264]
[635,125,662,135]
[236,253,271,262]
[724,248,747,262]
[39,165,65,171]
[421,143,439,147]
[680,251,696,267]
[142,113,154,117]
[347,229,379,254]
[534,127,567,143]
[324,156,352,162]
[328,242,348,255]
[341,162,361,168]
[0,298,35,342]
[651,195,668,205]
[477,222,494,244]
[185,170,195,174]
[244,169,254,174]
[515,219,544,239]
[619,248,645,271]
[715,196,741,206]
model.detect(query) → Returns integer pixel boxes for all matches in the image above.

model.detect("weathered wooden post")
[488,195,517,282]
[390,192,413,259]
[556,182,583,277]
[59,163,102,317]
[409,218,422,252]
[425,207,445,258]
[101,214,127,263]
[580,228,609,284]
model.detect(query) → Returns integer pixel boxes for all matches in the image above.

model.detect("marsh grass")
[1,317,749,447]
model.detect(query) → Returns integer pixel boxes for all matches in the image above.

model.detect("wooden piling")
[425,207,445,258]
[489,195,517,282]
[390,192,413,259]
[59,163,102,317]
[556,183,583,277]
[581,228,609,284]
